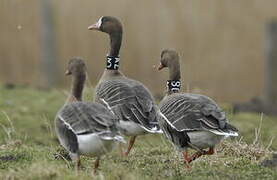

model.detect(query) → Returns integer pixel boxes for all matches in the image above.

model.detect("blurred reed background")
[1,0,277,102]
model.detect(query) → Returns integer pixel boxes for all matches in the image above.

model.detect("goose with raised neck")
[66,60,86,102]
[157,49,238,168]
[55,58,125,174]
[88,16,162,156]
[158,49,181,95]
[88,16,123,80]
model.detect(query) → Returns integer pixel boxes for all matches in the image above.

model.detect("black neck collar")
[167,80,181,92]
[106,55,120,70]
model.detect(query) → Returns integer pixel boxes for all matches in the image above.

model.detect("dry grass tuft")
[218,139,272,161]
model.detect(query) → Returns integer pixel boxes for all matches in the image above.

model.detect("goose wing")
[160,93,238,134]
[95,79,161,132]
[56,102,118,135]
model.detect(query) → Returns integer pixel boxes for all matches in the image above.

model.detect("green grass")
[0,85,276,179]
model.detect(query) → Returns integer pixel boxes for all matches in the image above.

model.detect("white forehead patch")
[95,16,103,28]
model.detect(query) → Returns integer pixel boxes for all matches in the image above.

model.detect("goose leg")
[119,143,125,156]
[93,157,100,175]
[70,154,81,173]
[188,147,215,163]
[124,136,137,156]
[187,151,204,163]
[182,150,191,169]
[203,147,215,155]
[76,156,81,172]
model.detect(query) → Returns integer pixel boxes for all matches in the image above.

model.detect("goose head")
[65,58,86,76]
[88,16,123,35]
[158,49,181,80]
[88,16,123,57]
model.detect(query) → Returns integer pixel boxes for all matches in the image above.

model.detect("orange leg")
[188,151,203,163]
[124,136,137,156]
[70,155,81,174]
[119,143,125,156]
[182,150,191,169]
[188,147,215,163]
[93,157,100,175]
[76,157,81,170]
[203,147,215,155]
[182,147,215,169]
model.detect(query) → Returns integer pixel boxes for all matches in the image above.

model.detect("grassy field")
[0,85,276,180]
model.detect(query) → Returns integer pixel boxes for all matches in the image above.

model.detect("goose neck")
[70,73,86,101]
[108,32,122,57]
[168,64,181,80]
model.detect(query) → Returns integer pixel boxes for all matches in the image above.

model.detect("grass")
[0,85,276,179]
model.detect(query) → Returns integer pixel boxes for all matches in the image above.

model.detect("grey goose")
[55,58,124,174]
[88,16,162,156]
[157,49,238,168]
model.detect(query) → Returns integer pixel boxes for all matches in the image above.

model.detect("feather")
[159,93,238,135]
[56,102,120,137]
[95,78,161,134]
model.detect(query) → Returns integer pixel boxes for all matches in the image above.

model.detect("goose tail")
[140,125,163,134]
[97,131,126,143]
[208,129,238,137]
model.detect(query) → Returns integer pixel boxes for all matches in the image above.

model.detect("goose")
[157,49,238,168]
[88,16,162,156]
[55,58,125,174]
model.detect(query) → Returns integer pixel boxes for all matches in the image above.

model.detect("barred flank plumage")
[159,93,238,135]
[56,102,119,135]
[55,102,123,152]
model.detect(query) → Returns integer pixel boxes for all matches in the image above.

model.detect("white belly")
[77,133,116,156]
[117,120,147,136]
[187,131,224,150]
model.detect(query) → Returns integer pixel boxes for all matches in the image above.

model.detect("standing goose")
[157,49,238,168]
[55,58,125,174]
[88,16,162,156]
